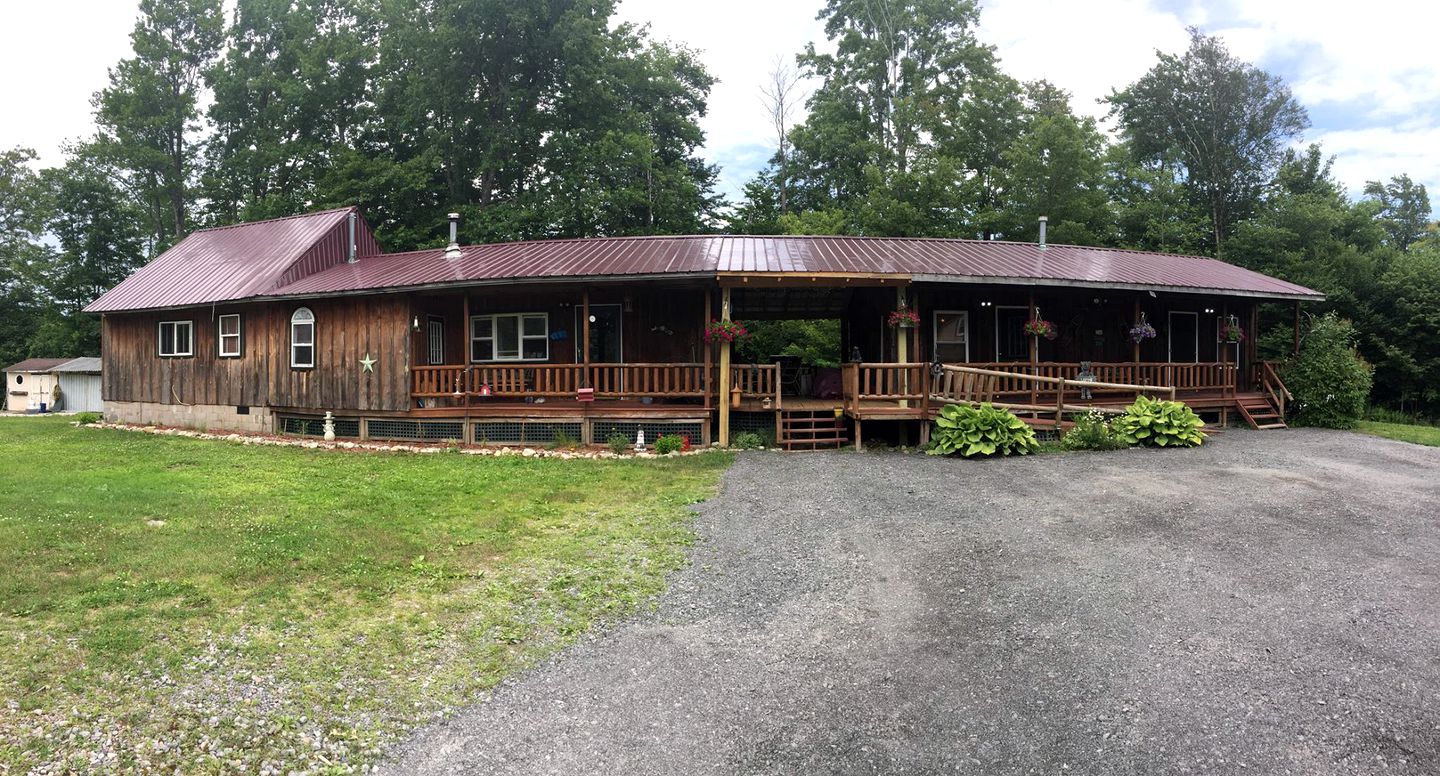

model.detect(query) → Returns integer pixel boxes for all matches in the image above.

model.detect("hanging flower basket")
[704,319,750,344]
[1220,321,1246,343]
[1024,319,1057,341]
[888,308,920,328]
[1129,322,1157,344]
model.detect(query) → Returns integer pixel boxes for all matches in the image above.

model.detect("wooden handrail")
[930,364,1177,430]
[412,363,708,399]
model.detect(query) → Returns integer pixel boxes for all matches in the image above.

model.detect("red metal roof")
[272,234,1324,300]
[85,209,1324,312]
[4,358,70,373]
[84,207,380,313]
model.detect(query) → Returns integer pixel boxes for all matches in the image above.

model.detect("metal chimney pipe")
[347,210,357,263]
[1038,216,1048,251]
[445,213,461,260]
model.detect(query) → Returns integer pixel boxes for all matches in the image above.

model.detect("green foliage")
[607,432,631,455]
[1283,313,1373,429]
[1060,409,1128,451]
[1356,420,1440,448]
[0,416,729,773]
[1106,29,1309,255]
[547,429,578,451]
[74,412,103,426]
[1112,396,1206,447]
[730,431,767,450]
[734,319,842,367]
[927,403,1039,458]
[653,434,685,455]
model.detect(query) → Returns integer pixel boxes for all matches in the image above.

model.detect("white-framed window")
[290,307,315,368]
[470,313,549,362]
[218,314,242,358]
[158,320,193,357]
[933,310,970,363]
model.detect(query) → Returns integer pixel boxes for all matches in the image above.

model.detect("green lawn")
[0,417,729,773]
[1356,420,1440,447]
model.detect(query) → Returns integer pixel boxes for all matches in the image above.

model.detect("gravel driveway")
[382,429,1440,775]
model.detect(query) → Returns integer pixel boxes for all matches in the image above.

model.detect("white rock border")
[84,421,729,460]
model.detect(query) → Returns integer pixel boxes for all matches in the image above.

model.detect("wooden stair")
[777,409,849,450]
[1236,391,1287,430]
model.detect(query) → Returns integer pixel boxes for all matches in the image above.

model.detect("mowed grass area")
[0,417,729,773]
[1356,420,1440,447]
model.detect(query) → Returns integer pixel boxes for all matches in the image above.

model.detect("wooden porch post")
[718,286,732,447]
[1292,301,1302,356]
[581,288,591,382]
[702,288,713,445]
[1247,302,1260,388]
[896,286,909,410]
[461,291,471,441]
[1029,289,1039,407]
[1131,298,1141,363]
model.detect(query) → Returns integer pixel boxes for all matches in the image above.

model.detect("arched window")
[290,307,315,368]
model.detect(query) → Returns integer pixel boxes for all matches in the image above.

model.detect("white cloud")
[976,0,1198,123]
[0,1,141,166]
[1309,124,1440,197]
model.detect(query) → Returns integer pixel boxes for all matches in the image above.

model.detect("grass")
[0,417,730,773]
[1355,420,1440,447]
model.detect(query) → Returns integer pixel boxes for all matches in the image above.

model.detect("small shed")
[4,358,69,412]
[52,357,104,413]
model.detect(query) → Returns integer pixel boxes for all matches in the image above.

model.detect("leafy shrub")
[1284,313,1373,429]
[1113,395,1206,447]
[926,403,1039,457]
[730,431,766,449]
[1061,409,1128,451]
[74,412,102,426]
[654,434,685,455]
[607,432,631,454]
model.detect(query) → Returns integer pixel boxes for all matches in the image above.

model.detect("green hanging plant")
[1112,395,1206,447]
[927,403,1040,458]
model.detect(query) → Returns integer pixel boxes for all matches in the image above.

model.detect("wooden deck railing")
[970,361,1238,394]
[411,363,708,400]
[729,363,782,408]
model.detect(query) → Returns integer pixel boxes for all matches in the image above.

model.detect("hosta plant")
[927,403,1040,458]
[1113,395,1206,447]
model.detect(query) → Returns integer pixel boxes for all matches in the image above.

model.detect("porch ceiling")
[731,287,854,319]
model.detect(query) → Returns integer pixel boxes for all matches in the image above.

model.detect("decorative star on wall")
[360,353,376,372]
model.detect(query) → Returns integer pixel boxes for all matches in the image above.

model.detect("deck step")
[776,409,849,451]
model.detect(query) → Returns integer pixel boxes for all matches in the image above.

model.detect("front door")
[995,306,1031,362]
[1169,311,1198,363]
[577,304,623,363]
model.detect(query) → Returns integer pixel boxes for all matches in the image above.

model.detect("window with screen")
[470,313,549,362]
[159,320,193,357]
[218,314,242,357]
[290,308,315,368]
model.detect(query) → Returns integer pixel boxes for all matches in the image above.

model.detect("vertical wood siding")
[102,295,411,412]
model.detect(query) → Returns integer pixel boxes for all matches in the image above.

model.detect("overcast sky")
[4,0,1438,206]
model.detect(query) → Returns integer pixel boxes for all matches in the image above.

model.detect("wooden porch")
[401,358,1288,448]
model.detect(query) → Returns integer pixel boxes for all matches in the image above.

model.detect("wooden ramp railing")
[929,364,1177,430]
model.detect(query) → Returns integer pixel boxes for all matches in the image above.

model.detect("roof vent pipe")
[445,212,462,260]
[346,210,357,263]
[1038,215,1048,251]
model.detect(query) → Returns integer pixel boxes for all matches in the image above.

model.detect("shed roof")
[83,207,374,313]
[4,358,69,374]
[273,234,1324,301]
[52,357,102,374]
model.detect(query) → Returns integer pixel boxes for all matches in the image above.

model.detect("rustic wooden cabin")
[85,208,1322,449]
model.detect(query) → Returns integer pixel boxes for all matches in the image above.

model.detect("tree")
[783,0,1018,236]
[31,153,148,355]
[758,57,806,215]
[1363,174,1432,251]
[92,0,223,248]
[0,148,51,366]
[1373,245,1440,413]
[1283,312,1373,428]
[202,0,375,224]
[1107,29,1309,257]
[989,82,1112,245]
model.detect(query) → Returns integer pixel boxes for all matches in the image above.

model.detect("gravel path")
[381,429,1440,775]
